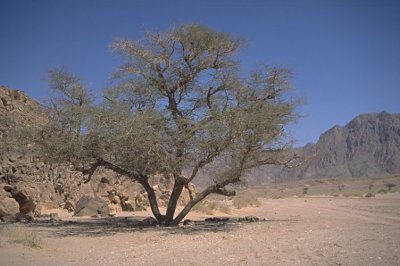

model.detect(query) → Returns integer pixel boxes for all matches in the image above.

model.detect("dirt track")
[1,195,400,266]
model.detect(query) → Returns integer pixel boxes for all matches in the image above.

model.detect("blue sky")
[1,0,399,145]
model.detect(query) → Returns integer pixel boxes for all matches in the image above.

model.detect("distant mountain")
[273,112,400,182]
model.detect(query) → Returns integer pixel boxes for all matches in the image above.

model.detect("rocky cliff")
[0,86,194,219]
[277,112,400,181]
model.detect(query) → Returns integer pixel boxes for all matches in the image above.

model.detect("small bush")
[377,189,388,194]
[233,192,260,209]
[193,201,215,215]
[368,183,374,191]
[302,187,309,195]
[365,192,374,198]
[218,202,232,214]
[385,183,396,191]
[0,225,42,249]
[192,200,231,215]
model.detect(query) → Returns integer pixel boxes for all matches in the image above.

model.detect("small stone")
[142,217,158,226]
[205,217,230,223]
[183,219,193,225]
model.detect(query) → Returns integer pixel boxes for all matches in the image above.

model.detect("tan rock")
[0,197,19,218]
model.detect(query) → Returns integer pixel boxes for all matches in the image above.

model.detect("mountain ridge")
[273,111,400,182]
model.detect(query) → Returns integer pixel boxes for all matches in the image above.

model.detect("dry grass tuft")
[233,192,261,209]
[0,225,42,249]
[193,200,232,215]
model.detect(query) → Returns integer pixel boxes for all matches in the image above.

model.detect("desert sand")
[1,190,400,266]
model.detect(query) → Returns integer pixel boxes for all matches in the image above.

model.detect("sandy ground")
[1,193,400,266]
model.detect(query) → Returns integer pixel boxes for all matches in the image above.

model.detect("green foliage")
[7,24,301,224]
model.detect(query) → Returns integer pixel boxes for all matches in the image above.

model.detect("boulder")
[121,200,135,212]
[10,187,36,215]
[0,197,19,218]
[74,196,109,217]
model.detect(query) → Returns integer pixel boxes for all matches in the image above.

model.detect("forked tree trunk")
[171,186,215,226]
[138,179,165,224]
[164,180,184,226]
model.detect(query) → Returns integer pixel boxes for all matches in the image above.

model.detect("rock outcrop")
[0,86,196,218]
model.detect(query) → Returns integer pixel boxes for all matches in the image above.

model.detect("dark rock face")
[281,112,400,180]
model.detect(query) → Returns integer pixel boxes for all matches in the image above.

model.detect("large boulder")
[74,196,110,217]
[10,186,36,215]
[0,197,19,218]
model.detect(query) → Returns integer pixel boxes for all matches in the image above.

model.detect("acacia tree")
[22,24,300,226]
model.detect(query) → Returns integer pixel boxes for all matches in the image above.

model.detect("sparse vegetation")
[377,189,388,194]
[368,183,373,191]
[364,192,375,197]
[233,192,261,209]
[0,225,42,249]
[302,187,309,195]
[192,200,231,215]
[385,183,396,191]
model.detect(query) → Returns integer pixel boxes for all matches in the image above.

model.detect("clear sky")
[1,0,399,146]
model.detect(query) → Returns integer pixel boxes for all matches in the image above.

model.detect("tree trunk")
[171,185,215,226]
[139,179,165,225]
[164,180,184,226]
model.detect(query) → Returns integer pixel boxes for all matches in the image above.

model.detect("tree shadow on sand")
[22,216,298,238]
[23,216,236,238]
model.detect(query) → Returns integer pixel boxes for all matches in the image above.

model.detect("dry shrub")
[0,225,42,249]
[233,192,260,209]
[377,189,388,194]
[384,183,396,191]
[343,192,364,198]
[364,192,375,197]
[192,200,231,215]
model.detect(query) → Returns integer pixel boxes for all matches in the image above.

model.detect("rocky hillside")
[0,86,194,219]
[276,112,400,181]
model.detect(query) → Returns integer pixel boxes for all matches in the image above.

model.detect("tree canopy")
[12,24,301,226]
